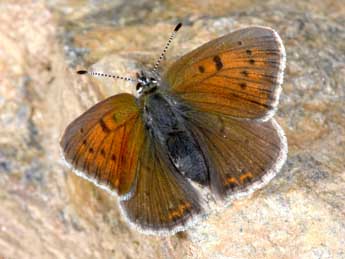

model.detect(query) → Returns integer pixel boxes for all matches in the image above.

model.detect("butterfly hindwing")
[120,134,203,234]
[165,26,286,120]
[60,93,145,197]
[184,110,287,200]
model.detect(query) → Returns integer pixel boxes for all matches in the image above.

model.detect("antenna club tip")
[174,23,182,32]
[77,70,88,75]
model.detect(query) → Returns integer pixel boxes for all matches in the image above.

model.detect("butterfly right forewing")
[165,26,285,121]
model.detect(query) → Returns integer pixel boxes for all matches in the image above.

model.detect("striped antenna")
[77,70,136,82]
[152,23,182,74]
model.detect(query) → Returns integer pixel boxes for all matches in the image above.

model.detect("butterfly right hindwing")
[183,110,287,200]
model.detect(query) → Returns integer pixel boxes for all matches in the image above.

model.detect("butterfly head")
[136,71,159,95]
[135,22,183,96]
[76,23,182,97]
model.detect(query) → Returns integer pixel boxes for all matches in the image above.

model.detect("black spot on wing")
[239,83,247,89]
[241,70,249,77]
[99,118,111,133]
[213,55,223,71]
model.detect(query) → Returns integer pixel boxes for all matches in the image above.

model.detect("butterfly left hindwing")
[120,134,203,233]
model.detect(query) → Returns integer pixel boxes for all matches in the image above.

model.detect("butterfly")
[60,23,287,235]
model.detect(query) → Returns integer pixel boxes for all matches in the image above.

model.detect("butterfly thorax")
[143,92,209,185]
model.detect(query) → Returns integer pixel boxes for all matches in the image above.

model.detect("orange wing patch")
[165,27,285,120]
[168,202,192,221]
[225,177,240,189]
[60,93,145,197]
[239,171,254,184]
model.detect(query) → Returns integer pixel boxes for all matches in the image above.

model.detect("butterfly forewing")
[165,26,285,120]
[60,93,145,197]
[184,111,287,199]
[120,135,203,233]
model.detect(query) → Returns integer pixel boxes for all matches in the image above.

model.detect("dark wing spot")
[227,182,238,189]
[198,65,205,73]
[89,148,94,153]
[111,154,116,161]
[239,83,247,89]
[99,118,111,133]
[249,59,255,65]
[82,140,87,145]
[213,55,223,71]
[237,41,242,46]
[80,128,84,133]
[246,49,252,55]
[241,70,249,77]
[242,175,253,184]
[100,149,106,157]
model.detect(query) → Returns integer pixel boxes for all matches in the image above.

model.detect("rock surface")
[0,1,344,258]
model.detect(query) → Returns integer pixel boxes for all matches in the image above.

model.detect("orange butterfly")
[60,23,287,235]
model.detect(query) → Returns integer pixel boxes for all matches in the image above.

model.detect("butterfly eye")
[150,78,158,84]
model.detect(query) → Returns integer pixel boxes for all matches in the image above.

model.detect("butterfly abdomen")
[143,92,209,185]
[166,131,208,184]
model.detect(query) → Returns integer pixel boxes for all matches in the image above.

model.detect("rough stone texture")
[0,1,344,258]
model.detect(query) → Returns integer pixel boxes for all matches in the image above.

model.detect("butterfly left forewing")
[184,110,287,200]
[165,26,285,121]
[60,93,145,197]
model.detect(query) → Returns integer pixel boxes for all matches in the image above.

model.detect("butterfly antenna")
[152,23,182,74]
[77,70,136,82]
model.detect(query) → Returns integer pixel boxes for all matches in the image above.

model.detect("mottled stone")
[0,1,344,259]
